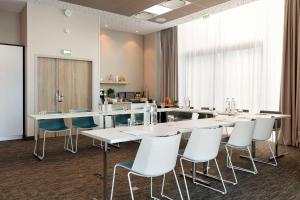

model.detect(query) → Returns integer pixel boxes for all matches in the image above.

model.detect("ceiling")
[57,0,242,34]
[60,0,231,24]
[0,0,255,35]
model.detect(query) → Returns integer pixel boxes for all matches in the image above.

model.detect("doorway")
[37,57,92,113]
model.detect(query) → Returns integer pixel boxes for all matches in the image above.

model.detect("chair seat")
[226,143,249,148]
[116,160,134,170]
[41,126,69,132]
[73,123,98,129]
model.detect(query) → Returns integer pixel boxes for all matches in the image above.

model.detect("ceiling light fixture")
[135,30,139,33]
[155,17,167,23]
[105,24,108,28]
[133,12,155,20]
[162,0,190,9]
[144,5,172,15]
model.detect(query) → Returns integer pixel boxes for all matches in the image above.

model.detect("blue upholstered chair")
[115,114,131,126]
[34,111,71,160]
[70,109,98,153]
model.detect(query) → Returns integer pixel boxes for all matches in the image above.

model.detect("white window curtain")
[178,0,284,112]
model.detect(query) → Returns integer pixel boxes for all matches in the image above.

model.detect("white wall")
[143,32,161,101]
[0,10,20,44]
[26,1,100,136]
[100,29,144,93]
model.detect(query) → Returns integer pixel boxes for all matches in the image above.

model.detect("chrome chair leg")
[173,169,184,200]
[34,130,46,160]
[159,170,183,200]
[224,146,238,185]
[226,145,258,175]
[180,158,191,200]
[243,141,278,166]
[110,165,118,200]
[128,172,135,200]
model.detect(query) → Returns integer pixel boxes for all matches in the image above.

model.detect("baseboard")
[0,135,23,141]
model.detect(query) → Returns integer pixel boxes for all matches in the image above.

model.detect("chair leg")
[225,146,238,185]
[226,145,257,175]
[110,165,118,200]
[34,130,46,160]
[268,141,278,166]
[128,172,135,200]
[247,146,258,174]
[180,158,191,200]
[173,169,184,200]
[65,130,75,153]
[159,170,183,200]
[245,141,278,166]
[214,159,227,194]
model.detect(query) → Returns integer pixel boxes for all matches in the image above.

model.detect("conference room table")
[28,108,215,134]
[28,108,215,157]
[81,112,289,200]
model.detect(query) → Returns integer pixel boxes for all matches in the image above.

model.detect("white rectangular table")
[81,118,233,200]
[81,113,290,200]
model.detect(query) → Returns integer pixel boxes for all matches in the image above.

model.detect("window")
[178,0,284,112]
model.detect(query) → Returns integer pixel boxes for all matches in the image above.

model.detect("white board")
[0,44,23,141]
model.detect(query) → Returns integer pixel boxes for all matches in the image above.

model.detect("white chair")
[251,118,277,166]
[225,120,257,181]
[110,132,183,200]
[179,127,232,200]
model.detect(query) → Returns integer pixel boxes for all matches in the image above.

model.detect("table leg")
[251,140,256,158]
[270,119,286,160]
[103,116,106,129]
[180,162,210,185]
[103,142,109,200]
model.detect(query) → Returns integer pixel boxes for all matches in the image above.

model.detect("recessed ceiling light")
[155,17,167,23]
[133,12,156,20]
[135,30,139,33]
[144,5,172,15]
[105,24,108,28]
[162,0,190,9]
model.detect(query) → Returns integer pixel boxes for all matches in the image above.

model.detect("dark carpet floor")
[0,136,299,200]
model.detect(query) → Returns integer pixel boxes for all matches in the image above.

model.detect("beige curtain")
[280,0,300,147]
[160,27,178,102]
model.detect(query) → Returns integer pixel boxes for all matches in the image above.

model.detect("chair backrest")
[227,121,255,147]
[38,111,66,130]
[259,110,282,129]
[252,118,275,141]
[132,132,182,176]
[183,127,223,161]
[70,109,95,127]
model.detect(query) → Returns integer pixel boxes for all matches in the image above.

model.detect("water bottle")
[225,98,230,112]
[150,100,158,125]
[231,98,236,113]
[143,101,151,126]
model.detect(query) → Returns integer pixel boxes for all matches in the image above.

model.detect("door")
[0,44,24,141]
[37,57,57,112]
[37,57,92,132]
[57,59,92,113]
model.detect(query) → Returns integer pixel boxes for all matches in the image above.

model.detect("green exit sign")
[61,49,72,55]
[202,14,209,20]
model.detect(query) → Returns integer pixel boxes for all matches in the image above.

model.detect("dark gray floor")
[0,136,299,200]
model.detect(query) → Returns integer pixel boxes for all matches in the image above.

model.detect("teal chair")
[115,114,131,126]
[135,113,144,125]
[71,109,98,153]
[34,111,71,160]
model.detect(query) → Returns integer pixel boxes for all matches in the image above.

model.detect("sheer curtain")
[178,0,284,112]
